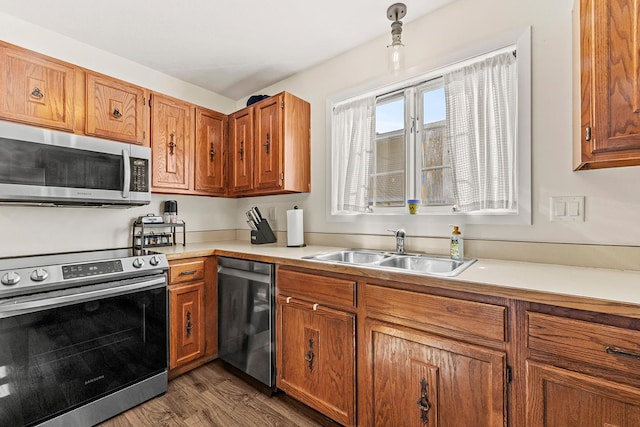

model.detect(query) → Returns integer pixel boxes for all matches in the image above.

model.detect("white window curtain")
[444,51,517,213]
[331,96,376,214]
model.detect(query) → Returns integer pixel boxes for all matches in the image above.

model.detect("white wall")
[238,0,640,247]
[2,0,639,258]
[0,12,238,257]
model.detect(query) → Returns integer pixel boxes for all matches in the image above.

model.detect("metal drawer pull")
[31,87,44,99]
[286,296,292,303]
[168,133,176,155]
[605,346,640,360]
[112,108,122,118]
[416,378,431,424]
[312,303,319,311]
[185,310,192,337]
[179,269,197,276]
[304,338,314,371]
[264,132,270,154]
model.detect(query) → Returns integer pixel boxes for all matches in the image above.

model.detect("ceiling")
[0,0,456,100]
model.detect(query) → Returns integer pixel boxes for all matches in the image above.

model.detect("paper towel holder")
[287,205,306,248]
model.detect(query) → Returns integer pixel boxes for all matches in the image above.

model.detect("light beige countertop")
[155,240,640,316]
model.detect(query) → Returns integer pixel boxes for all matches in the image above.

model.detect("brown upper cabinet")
[85,71,148,145]
[229,107,254,194]
[575,0,640,169]
[0,44,77,131]
[150,93,193,193]
[194,108,227,195]
[229,92,310,196]
[0,41,310,197]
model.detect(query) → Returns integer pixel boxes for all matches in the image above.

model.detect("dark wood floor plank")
[99,361,326,427]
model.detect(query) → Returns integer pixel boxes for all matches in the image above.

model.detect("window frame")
[326,27,531,225]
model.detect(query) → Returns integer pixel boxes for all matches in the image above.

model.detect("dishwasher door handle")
[217,266,272,284]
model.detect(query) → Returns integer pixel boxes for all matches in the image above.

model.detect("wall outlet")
[268,207,277,221]
[550,196,585,222]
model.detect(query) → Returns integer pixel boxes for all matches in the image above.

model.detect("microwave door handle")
[122,149,131,198]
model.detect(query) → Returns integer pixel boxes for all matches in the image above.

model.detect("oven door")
[0,276,167,427]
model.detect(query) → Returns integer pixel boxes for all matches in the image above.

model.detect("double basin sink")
[303,249,476,277]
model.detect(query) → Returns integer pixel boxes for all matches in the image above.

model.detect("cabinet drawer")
[277,269,356,309]
[366,285,507,342]
[528,312,640,375]
[169,259,205,284]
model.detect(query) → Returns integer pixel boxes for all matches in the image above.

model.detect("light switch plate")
[550,196,585,222]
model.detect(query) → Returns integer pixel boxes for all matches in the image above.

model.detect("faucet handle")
[387,228,406,237]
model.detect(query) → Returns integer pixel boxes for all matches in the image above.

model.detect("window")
[330,29,531,225]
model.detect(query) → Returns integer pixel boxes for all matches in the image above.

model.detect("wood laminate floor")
[99,361,335,427]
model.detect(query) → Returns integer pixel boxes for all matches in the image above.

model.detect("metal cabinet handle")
[605,346,640,360]
[264,132,270,154]
[179,269,197,276]
[304,338,315,371]
[168,133,176,155]
[209,142,215,161]
[416,378,431,424]
[185,310,192,337]
[239,140,244,161]
[112,108,122,118]
[31,87,44,99]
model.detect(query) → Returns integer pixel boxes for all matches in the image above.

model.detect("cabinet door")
[526,362,640,426]
[169,281,205,369]
[277,297,356,426]
[365,320,506,427]
[195,107,226,194]
[254,95,283,190]
[577,0,640,169]
[151,94,192,191]
[0,46,75,131]
[86,72,146,144]
[228,107,254,194]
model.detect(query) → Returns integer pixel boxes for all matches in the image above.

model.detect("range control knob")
[1,271,21,286]
[30,268,49,282]
[149,255,161,266]
[132,258,145,268]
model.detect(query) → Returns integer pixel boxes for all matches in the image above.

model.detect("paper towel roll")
[286,208,305,247]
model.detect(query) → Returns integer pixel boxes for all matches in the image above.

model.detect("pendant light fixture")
[387,3,407,75]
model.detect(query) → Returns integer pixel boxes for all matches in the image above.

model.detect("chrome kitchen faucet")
[388,228,406,254]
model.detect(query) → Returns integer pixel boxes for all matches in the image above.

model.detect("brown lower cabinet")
[168,257,217,378]
[365,320,507,426]
[271,264,640,427]
[276,267,356,426]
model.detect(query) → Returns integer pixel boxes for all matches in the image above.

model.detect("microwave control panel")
[130,158,149,192]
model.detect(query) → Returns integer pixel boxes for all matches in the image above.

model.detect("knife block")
[251,219,277,244]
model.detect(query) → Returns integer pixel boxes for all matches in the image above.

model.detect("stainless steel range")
[0,248,169,427]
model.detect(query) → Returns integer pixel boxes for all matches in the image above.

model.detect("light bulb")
[388,43,404,75]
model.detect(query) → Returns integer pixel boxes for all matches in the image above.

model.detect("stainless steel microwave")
[0,121,151,207]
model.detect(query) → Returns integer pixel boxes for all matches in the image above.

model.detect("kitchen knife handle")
[254,206,263,220]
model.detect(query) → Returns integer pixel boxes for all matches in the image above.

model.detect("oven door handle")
[0,276,166,318]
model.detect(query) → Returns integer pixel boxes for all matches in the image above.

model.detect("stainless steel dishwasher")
[217,257,275,389]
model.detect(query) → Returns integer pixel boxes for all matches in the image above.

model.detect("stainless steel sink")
[378,255,472,276]
[304,249,392,264]
[303,249,476,277]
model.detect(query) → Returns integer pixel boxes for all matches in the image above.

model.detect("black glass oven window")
[0,287,167,427]
[0,138,123,190]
